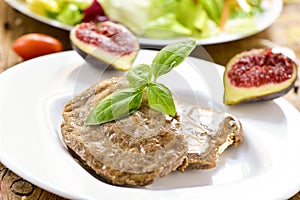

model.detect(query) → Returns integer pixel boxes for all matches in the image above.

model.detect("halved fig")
[224,48,298,105]
[70,21,139,71]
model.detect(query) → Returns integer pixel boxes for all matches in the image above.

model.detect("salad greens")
[24,0,264,39]
[25,0,93,25]
[99,0,263,39]
[86,40,196,125]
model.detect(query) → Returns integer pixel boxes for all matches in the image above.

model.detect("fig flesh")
[224,48,298,105]
[70,21,139,71]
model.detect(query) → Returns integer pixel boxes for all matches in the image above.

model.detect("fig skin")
[70,21,139,71]
[223,49,298,105]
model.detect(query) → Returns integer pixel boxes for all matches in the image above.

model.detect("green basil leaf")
[86,87,143,125]
[86,40,197,126]
[126,64,151,88]
[146,82,176,117]
[151,39,196,80]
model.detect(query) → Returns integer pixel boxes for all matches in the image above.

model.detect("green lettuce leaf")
[56,3,83,25]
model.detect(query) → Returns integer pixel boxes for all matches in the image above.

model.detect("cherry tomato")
[12,33,63,60]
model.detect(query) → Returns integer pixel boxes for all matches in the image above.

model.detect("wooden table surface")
[1,0,300,199]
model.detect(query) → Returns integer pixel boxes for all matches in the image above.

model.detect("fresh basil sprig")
[86,88,143,125]
[86,39,196,125]
[146,82,176,116]
[151,40,198,81]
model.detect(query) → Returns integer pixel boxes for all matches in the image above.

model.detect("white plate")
[0,50,300,200]
[5,0,282,45]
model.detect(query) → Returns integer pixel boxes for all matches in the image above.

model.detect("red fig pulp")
[223,48,297,105]
[70,21,139,71]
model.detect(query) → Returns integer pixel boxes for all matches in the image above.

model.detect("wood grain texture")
[0,0,300,199]
[0,162,66,200]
